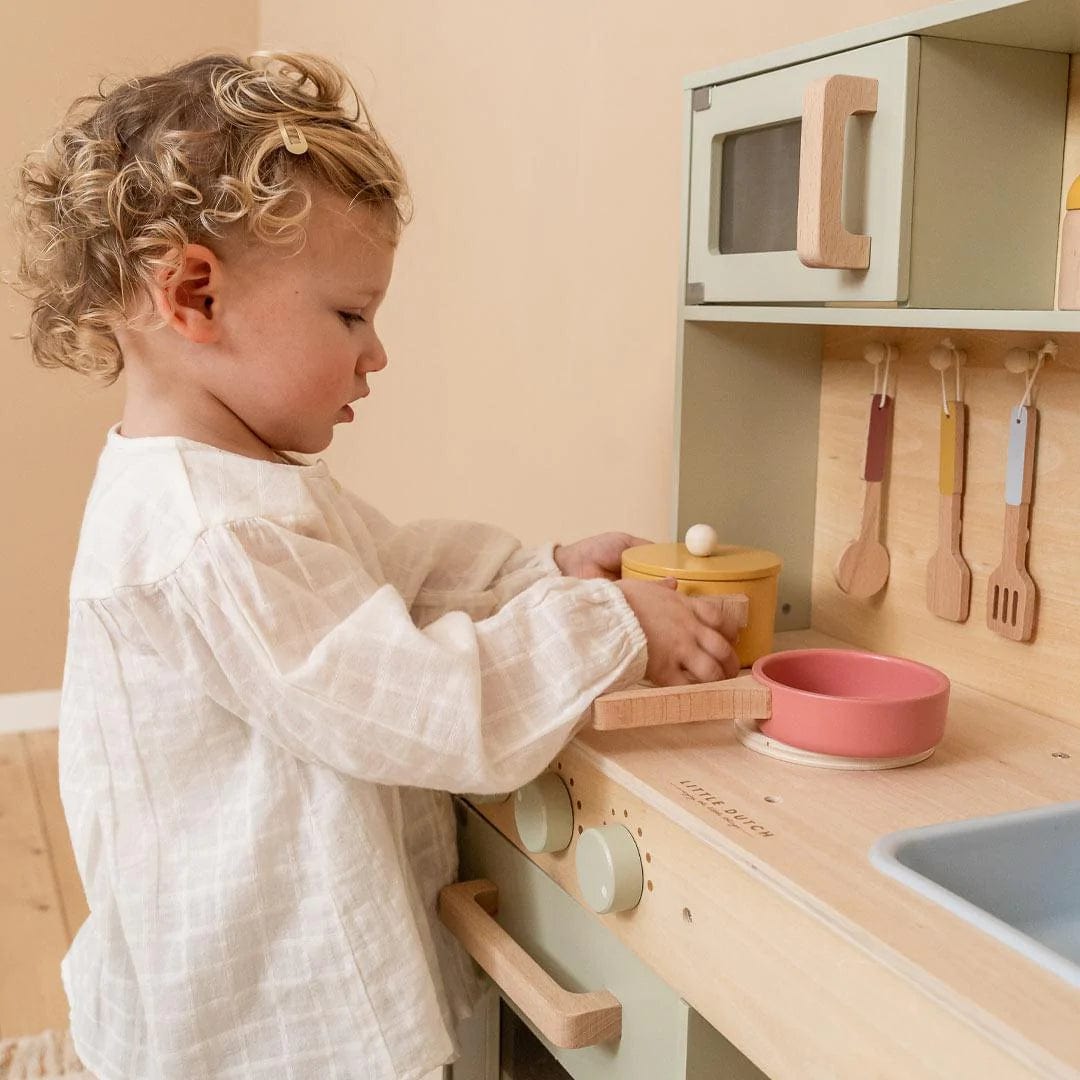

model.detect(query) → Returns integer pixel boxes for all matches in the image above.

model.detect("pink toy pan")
[592,648,950,763]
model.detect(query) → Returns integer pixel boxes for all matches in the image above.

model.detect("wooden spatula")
[987,405,1038,641]
[835,394,893,598]
[926,402,971,621]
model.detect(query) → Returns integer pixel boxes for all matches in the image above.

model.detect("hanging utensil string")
[877,346,892,408]
[1007,340,1057,410]
[929,339,962,417]
[1019,357,1042,408]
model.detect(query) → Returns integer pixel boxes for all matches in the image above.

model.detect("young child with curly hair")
[9,50,740,1080]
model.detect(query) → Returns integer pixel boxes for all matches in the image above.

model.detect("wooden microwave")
[685,36,1069,309]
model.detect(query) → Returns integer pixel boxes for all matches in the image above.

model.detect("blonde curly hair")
[7,50,411,385]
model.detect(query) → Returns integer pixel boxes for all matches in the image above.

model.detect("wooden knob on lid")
[684,523,719,557]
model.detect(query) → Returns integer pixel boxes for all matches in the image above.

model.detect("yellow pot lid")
[622,542,782,582]
[1068,174,1080,211]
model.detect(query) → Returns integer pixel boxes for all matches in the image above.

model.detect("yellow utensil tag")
[938,404,964,495]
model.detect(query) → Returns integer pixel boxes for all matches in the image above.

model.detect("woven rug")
[0,1029,92,1080]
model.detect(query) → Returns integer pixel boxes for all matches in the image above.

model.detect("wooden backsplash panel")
[811,327,1080,726]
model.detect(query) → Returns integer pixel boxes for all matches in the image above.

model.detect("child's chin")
[284,430,334,456]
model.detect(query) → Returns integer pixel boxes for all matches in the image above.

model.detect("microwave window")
[717,120,801,254]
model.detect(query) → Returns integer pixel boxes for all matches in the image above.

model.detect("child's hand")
[616,577,741,685]
[554,532,653,580]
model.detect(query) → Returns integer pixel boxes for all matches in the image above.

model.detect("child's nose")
[360,336,388,373]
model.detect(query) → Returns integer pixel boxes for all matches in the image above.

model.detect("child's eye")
[338,311,366,326]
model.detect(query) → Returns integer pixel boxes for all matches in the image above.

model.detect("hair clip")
[277,117,308,155]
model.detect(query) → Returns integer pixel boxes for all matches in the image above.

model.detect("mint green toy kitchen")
[440,1,1080,1076]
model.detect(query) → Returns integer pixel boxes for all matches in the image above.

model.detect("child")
[10,50,740,1080]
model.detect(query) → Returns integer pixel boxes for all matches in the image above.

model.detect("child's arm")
[340,492,566,624]
[129,516,647,794]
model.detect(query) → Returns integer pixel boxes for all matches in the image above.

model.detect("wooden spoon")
[926,402,972,621]
[835,394,893,598]
[987,405,1038,641]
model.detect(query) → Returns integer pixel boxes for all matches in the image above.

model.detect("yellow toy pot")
[621,542,782,667]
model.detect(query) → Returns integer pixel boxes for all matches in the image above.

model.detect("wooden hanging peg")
[986,341,1055,641]
[925,339,972,622]
[835,342,895,598]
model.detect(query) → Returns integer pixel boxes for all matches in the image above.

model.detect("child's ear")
[152,243,221,344]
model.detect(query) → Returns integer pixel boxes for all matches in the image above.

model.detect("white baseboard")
[0,689,62,734]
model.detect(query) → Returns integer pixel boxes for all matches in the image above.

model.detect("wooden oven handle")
[797,73,878,270]
[437,879,622,1049]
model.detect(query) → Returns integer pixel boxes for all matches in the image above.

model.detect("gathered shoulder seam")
[70,513,326,604]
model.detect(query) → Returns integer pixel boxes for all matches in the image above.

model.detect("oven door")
[442,799,766,1080]
[686,35,918,305]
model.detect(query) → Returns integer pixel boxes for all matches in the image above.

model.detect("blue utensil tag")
[1005,405,1033,507]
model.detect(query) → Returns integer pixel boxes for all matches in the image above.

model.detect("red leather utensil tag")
[863,395,894,482]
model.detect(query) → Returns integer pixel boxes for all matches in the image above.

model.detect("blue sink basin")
[870,801,1080,988]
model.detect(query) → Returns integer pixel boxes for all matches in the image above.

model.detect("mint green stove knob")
[575,825,643,913]
[513,772,573,853]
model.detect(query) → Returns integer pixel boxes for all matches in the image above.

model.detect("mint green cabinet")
[449,800,767,1080]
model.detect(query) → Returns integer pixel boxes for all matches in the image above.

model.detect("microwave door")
[686,34,918,305]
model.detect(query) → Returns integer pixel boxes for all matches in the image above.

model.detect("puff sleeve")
[338,491,563,625]
[117,516,647,793]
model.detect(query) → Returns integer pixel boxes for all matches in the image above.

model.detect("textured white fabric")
[58,423,648,1080]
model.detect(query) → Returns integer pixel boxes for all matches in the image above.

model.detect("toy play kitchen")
[441,3,1080,1077]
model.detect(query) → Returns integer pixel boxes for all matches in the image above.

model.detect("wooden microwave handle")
[797,74,878,270]
[437,879,622,1049]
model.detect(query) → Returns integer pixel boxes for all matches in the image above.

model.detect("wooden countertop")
[578,628,1080,1076]
[478,628,1080,1078]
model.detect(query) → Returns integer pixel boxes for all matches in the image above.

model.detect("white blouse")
[58,424,648,1080]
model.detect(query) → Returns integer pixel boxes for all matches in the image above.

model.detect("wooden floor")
[0,729,88,1039]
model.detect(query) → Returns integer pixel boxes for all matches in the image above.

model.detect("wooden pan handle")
[592,672,770,731]
[437,879,622,1049]
[797,74,879,269]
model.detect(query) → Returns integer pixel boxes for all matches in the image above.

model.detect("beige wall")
[0,3,259,692]
[1,0,940,692]
[259,0,942,537]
